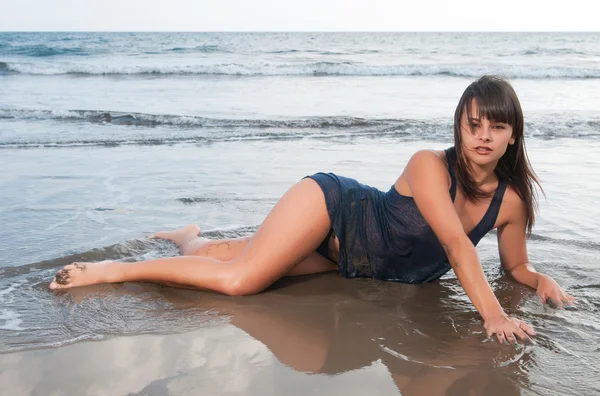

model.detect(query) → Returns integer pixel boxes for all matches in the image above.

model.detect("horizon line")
[1,30,599,34]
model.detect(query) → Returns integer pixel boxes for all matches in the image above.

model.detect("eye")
[492,124,507,130]
[469,122,480,128]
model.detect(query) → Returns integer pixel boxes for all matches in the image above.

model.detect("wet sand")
[1,140,599,395]
[1,272,557,396]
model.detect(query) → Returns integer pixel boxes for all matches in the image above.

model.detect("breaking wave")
[2,61,600,79]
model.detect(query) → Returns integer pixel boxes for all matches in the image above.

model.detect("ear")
[509,137,515,145]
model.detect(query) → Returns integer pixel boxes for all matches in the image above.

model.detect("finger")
[54,269,71,285]
[562,291,576,306]
[538,291,547,304]
[504,330,517,345]
[496,331,507,345]
[566,293,576,301]
[552,294,564,308]
[513,323,530,342]
[519,321,536,336]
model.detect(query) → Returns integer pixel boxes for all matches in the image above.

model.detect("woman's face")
[459,100,515,167]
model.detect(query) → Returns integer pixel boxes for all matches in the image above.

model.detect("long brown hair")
[448,75,542,235]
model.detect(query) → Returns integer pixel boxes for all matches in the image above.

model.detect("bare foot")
[49,261,122,290]
[147,224,201,249]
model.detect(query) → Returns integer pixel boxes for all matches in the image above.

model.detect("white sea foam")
[0,281,23,303]
[1,108,598,144]
[4,61,600,79]
[0,309,24,331]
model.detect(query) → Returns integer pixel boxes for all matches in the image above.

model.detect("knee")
[220,271,265,297]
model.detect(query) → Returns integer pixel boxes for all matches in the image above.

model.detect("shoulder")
[404,149,450,182]
[397,149,452,195]
[410,149,446,160]
[406,149,447,169]
[498,183,527,226]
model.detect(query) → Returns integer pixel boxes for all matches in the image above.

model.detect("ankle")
[104,261,125,283]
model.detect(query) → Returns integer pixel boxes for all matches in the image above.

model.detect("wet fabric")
[307,148,507,283]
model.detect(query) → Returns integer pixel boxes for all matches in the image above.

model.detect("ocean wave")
[265,49,378,55]
[1,108,599,148]
[178,196,278,205]
[0,108,403,129]
[0,309,24,331]
[0,43,225,57]
[0,131,417,149]
[266,49,301,54]
[0,227,256,279]
[167,45,225,53]
[0,61,13,74]
[1,108,599,137]
[2,61,600,79]
[528,234,600,251]
[0,44,89,57]
[521,48,589,56]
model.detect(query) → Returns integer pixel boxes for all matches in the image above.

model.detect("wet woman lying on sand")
[50,75,574,344]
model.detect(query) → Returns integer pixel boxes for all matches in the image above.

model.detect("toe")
[149,231,168,239]
[54,269,72,285]
[50,279,66,290]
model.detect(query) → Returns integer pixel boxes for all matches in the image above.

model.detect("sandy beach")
[1,32,600,395]
[2,273,546,396]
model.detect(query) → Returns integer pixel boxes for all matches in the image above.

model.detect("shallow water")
[1,32,599,395]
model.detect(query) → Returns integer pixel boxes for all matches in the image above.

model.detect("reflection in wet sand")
[0,273,532,395]
[220,274,530,396]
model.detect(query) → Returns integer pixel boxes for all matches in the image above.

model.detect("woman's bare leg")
[148,224,249,260]
[50,178,336,295]
[148,225,337,276]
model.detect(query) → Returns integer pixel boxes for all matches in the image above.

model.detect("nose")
[477,125,492,142]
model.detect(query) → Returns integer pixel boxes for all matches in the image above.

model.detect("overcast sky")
[1,0,597,32]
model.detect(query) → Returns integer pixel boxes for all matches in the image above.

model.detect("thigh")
[188,235,336,276]
[287,252,338,276]
[186,236,251,259]
[226,178,332,293]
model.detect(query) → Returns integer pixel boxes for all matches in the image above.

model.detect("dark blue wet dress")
[307,149,507,283]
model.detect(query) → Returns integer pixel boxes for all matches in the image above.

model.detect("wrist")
[535,273,548,288]
[481,306,506,322]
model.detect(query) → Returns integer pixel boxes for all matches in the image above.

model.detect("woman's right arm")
[402,150,534,343]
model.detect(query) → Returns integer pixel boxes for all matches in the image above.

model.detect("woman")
[50,75,574,344]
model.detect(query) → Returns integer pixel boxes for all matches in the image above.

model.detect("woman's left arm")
[497,199,575,307]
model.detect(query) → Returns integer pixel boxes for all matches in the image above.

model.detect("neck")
[466,159,498,185]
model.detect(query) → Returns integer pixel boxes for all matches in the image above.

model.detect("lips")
[474,146,492,154]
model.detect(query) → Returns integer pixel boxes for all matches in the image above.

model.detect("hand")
[537,274,575,308]
[484,314,535,344]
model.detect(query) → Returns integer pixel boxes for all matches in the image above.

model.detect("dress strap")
[492,179,508,202]
[481,179,508,231]
[445,148,457,202]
